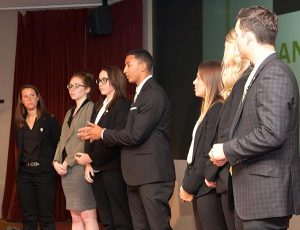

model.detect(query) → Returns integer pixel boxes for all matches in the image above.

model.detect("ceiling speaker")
[88,5,112,36]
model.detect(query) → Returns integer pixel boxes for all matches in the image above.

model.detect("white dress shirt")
[243,51,276,100]
[94,98,111,124]
[133,75,153,102]
[187,118,202,164]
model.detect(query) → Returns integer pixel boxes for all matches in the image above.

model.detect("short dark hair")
[237,6,278,45]
[126,49,153,72]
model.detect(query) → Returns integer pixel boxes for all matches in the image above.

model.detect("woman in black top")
[75,66,133,229]
[180,62,225,230]
[15,84,61,230]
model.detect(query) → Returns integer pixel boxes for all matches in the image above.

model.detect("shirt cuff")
[101,128,106,139]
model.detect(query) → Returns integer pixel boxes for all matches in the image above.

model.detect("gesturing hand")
[77,122,103,141]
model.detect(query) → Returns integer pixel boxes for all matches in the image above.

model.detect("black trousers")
[220,192,236,230]
[235,212,291,230]
[16,169,56,230]
[193,190,227,230]
[92,169,133,230]
[127,181,174,230]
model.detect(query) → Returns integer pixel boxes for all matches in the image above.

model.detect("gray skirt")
[61,164,96,211]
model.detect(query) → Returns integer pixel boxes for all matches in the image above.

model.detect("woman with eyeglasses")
[53,71,99,230]
[75,66,133,230]
[15,84,61,230]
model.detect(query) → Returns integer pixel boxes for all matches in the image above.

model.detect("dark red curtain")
[2,0,142,221]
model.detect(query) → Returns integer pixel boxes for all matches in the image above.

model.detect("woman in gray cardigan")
[53,71,98,230]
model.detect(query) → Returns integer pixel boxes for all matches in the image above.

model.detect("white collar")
[135,75,152,94]
[253,51,276,71]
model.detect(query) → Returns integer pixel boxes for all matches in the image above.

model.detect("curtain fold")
[2,0,142,221]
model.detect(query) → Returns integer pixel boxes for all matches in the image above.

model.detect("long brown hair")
[197,61,224,121]
[15,84,48,128]
[221,29,251,99]
[100,66,127,110]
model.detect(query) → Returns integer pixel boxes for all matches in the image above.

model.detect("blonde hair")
[197,61,224,121]
[221,29,251,99]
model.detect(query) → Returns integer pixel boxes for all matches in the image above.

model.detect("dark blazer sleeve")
[182,102,222,195]
[205,76,248,181]
[37,114,62,172]
[48,114,61,147]
[88,99,130,165]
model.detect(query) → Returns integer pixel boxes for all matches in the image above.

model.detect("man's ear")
[85,87,91,94]
[139,62,147,72]
[246,31,256,45]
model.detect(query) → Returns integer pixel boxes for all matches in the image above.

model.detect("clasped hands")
[209,143,228,167]
[53,161,68,175]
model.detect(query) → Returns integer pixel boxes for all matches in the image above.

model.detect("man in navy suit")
[78,49,175,230]
[210,6,300,230]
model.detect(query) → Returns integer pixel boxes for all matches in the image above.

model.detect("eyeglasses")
[96,78,109,85]
[66,83,86,90]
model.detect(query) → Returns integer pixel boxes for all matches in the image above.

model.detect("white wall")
[0,10,18,218]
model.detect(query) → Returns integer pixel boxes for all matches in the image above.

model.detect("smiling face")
[21,87,39,112]
[68,76,89,102]
[98,70,115,99]
[193,71,206,98]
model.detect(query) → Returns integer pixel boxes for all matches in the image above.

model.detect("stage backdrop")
[2,0,142,221]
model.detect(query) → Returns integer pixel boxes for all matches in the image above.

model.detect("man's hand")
[75,152,92,165]
[77,122,103,141]
[179,186,194,202]
[209,143,227,166]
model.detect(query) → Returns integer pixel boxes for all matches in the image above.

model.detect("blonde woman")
[205,29,250,230]
[180,61,225,230]
[53,72,99,230]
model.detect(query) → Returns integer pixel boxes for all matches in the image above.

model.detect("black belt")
[21,161,40,167]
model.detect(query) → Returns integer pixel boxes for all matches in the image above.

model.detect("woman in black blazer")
[179,62,226,230]
[76,66,133,230]
[15,84,61,230]
[205,29,251,230]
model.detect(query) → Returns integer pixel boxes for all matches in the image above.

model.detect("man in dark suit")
[209,6,300,230]
[78,49,176,230]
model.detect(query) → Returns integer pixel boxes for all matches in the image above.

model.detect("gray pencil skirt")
[61,164,96,211]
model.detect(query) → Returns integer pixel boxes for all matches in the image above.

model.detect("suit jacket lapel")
[134,78,154,104]
[36,116,45,148]
[229,53,278,139]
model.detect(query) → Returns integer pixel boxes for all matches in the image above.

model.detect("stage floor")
[0,219,103,230]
